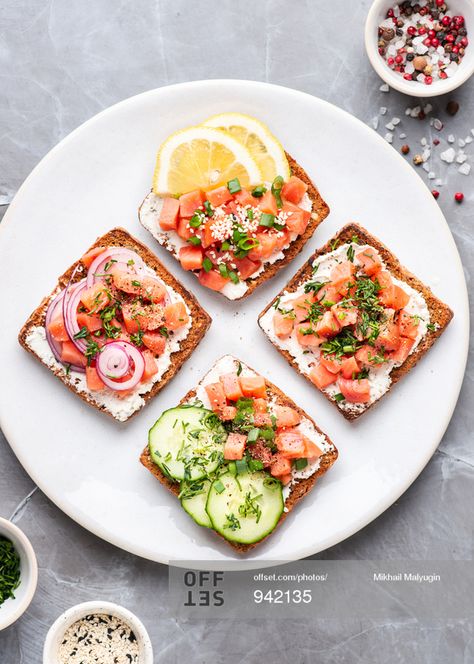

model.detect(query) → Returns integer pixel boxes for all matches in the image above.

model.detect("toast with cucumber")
[139,355,337,552]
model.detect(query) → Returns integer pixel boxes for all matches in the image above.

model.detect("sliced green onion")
[227,178,241,194]
[189,213,203,228]
[271,176,284,209]
[202,257,213,273]
[228,461,237,475]
[229,270,239,284]
[294,458,308,470]
[247,208,254,221]
[334,393,345,402]
[188,236,202,246]
[218,263,229,278]
[260,213,275,228]
[248,459,264,472]
[221,240,231,251]
[235,458,248,474]
[247,428,260,443]
[251,185,266,198]
[204,200,213,216]
[214,480,225,494]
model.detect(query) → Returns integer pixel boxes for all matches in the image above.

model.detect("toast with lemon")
[139,113,330,300]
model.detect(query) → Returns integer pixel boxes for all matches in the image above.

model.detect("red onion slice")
[96,341,145,391]
[62,277,89,354]
[87,247,146,288]
[45,289,85,373]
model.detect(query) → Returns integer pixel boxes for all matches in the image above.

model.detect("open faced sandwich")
[19,228,211,422]
[259,223,453,420]
[139,113,329,299]
[140,355,337,552]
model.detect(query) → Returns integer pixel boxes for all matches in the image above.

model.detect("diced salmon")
[356,248,382,276]
[295,322,323,348]
[316,283,341,305]
[320,354,342,374]
[375,271,409,309]
[81,246,106,268]
[355,345,381,368]
[391,337,415,364]
[200,219,217,248]
[221,405,237,421]
[112,272,166,303]
[206,185,233,207]
[233,257,261,280]
[273,310,294,339]
[282,201,311,235]
[179,190,205,217]
[233,189,258,207]
[61,341,87,367]
[338,377,370,403]
[292,293,314,322]
[389,285,410,311]
[273,228,291,251]
[198,269,229,291]
[270,453,292,478]
[142,331,167,355]
[259,191,278,215]
[164,302,189,330]
[179,246,203,271]
[253,398,268,414]
[248,232,277,261]
[275,429,306,458]
[330,261,356,296]
[274,406,301,429]
[332,303,358,327]
[219,372,244,401]
[282,176,308,204]
[304,436,322,459]
[249,440,273,467]
[159,197,180,231]
[142,350,158,381]
[309,363,337,389]
[224,432,246,460]
[76,312,103,334]
[86,365,105,391]
[205,382,227,412]
[341,355,360,379]
[47,313,70,342]
[254,412,273,427]
[315,311,341,338]
[80,283,111,313]
[240,375,267,399]
[177,217,193,241]
[375,321,401,351]
[398,310,419,339]
[279,473,292,485]
[222,200,239,216]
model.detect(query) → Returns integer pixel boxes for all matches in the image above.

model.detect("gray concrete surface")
[0,1,472,662]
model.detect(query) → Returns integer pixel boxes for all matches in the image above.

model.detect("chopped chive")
[221,240,231,251]
[203,200,213,216]
[247,428,260,443]
[260,213,275,228]
[214,480,225,494]
[229,270,239,284]
[218,263,229,278]
[247,208,254,221]
[334,393,345,402]
[188,235,202,246]
[294,458,308,470]
[227,178,241,194]
[271,175,284,209]
[202,257,213,273]
[251,185,266,198]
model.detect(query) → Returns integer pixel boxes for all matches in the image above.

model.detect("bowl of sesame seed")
[43,601,153,664]
[365,0,474,96]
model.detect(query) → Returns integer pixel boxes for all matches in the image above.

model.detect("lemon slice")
[153,126,262,195]
[202,112,290,182]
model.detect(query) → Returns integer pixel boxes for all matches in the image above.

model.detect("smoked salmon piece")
[224,433,246,460]
[282,176,308,204]
[164,302,189,330]
[309,363,337,389]
[159,197,180,231]
[338,377,370,403]
[219,372,244,401]
[356,248,382,276]
[274,405,301,428]
[273,310,294,339]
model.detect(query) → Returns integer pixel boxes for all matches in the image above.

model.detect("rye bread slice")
[18,227,211,422]
[139,356,338,554]
[138,152,330,300]
[258,223,454,422]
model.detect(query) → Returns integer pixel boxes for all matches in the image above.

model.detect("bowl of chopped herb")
[0,517,38,630]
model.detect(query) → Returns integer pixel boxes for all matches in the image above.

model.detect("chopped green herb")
[159,326,169,338]
[271,175,284,209]
[248,458,264,472]
[224,513,241,531]
[347,245,355,262]
[236,362,242,376]
[73,326,89,340]
[203,257,213,273]
[235,458,248,474]
[247,428,260,444]
[251,185,267,197]
[238,492,262,523]
[218,263,229,278]
[229,270,239,284]
[189,213,203,228]
[188,235,202,246]
[203,200,214,216]
[221,240,231,251]
[227,178,241,194]
[427,323,436,332]
[247,208,254,221]
[260,212,275,228]
[0,536,21,606]
[294,458,308,470]
[334,393,345,402]
[214,480,225,494]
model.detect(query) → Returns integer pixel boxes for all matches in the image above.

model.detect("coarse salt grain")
[440,147,456,163]
[447,135,455,144]
[456,152,467,164]
[384,132,393,144]
[459,163,471,175]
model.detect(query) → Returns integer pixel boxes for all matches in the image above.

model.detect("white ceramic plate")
[0,81,468,566]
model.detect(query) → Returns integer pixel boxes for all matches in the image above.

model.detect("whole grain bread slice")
[258,223,454,421]
[18,227,212,422]
[139,356,338,554]
[138,152,330,299]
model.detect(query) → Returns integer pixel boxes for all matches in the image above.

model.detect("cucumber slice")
[206,471,283,544]
[180,479,212,528]
[148,406,226,481]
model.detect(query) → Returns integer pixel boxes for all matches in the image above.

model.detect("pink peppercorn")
[431,38,440,48]
[454,192,464,203]
[403,73,412,80]
[446,33,455,43]
[407,26,416,36]
[442,16,451,27]
[388,57,395,65]
[436,0,445,5]
[395,54,403,63]
[461,37,469,47]
[432,190,440,199]
[418,26,427,35]
[423,38,432,47]
[425,76,433,85]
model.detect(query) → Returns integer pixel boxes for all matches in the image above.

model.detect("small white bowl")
[43,601,154,664]
[0,517,38,631]
[365,0,474,96]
